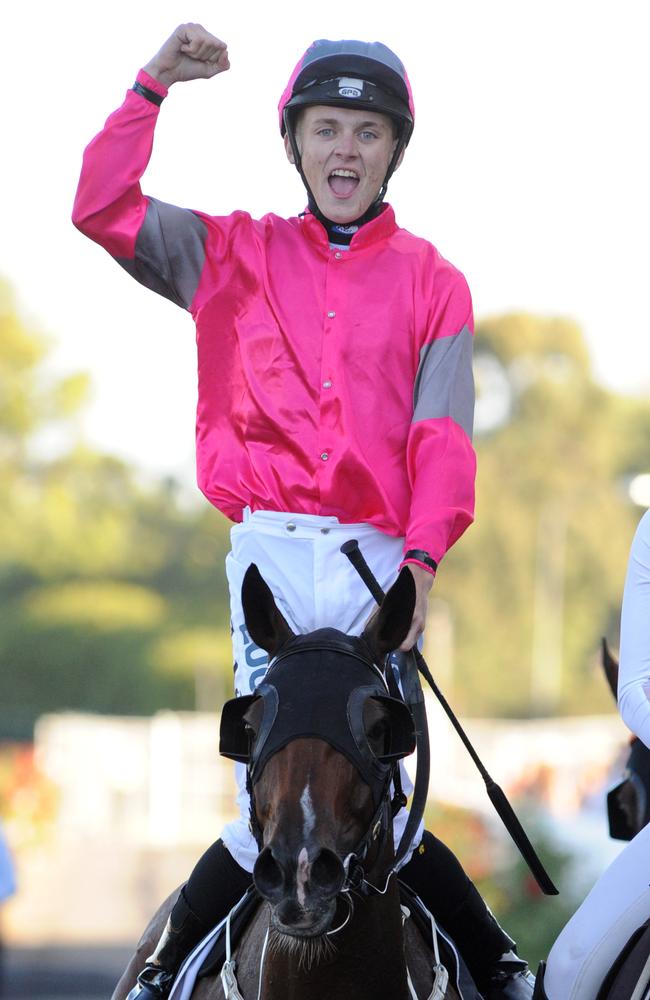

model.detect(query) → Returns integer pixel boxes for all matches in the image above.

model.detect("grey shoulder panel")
[412,325,475,439]
[117,197,208,310]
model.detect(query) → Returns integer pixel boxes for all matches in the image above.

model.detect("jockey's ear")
[242,564,294,657]
[361,567,416,662]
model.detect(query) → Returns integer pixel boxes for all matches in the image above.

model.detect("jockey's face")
[285,105,403,224]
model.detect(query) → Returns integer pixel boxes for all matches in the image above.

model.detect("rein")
[341,539,559,897]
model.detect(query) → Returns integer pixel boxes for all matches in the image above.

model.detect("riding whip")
[341,539,558,896]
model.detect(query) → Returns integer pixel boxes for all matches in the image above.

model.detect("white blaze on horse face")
[296,846,310,907]
[296,783,316,908]
[300,783,316,840]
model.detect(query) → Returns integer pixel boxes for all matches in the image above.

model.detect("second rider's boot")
[482,948,536,999]
[126,892,208,1000]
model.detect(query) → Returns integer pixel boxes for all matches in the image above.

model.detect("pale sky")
[1,0,648,482]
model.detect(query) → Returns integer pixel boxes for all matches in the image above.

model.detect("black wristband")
[132,80,165,106]
[403,549,438,573]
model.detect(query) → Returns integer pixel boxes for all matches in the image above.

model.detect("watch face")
[474,351,513,434]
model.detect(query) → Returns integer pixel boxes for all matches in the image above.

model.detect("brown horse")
[113,565,465,1000]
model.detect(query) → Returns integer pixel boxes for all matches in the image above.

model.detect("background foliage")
[425,800,580,968]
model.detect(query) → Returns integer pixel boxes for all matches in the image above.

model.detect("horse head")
[220,564,416,942]
[602,637,650,840]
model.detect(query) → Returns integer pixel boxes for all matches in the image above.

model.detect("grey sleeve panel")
[116,197,208,310]
[412,325,475,439]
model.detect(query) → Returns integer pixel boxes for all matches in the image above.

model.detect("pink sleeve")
[404,418,476,567]
[403,275,476,568]
[72,70,168,258]
[72,71,215,312]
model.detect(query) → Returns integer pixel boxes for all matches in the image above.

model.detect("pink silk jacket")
[73,71,476,568]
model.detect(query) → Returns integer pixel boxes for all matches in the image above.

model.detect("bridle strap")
[393,648,429,870]
[247,770,265,850]
[271,637,388,688]
[343,789,398,896]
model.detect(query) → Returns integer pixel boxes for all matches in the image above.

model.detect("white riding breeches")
[220,508,423,874]
[545,821,650,998]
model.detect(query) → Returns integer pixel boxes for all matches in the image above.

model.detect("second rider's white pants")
[545,822,650,999]
[220,508,423,873]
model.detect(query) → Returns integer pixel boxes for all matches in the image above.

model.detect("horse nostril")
[254,846,285,902]
[309,848,345,898]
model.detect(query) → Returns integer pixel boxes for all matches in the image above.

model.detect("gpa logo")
[338,77,364,99]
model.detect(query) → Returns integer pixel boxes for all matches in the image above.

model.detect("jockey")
[542,510,650,999]
[73,24,534,999]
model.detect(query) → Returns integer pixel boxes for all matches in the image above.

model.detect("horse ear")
[601,636,619,701]
[242,564,294,657]
[361,567,416,661]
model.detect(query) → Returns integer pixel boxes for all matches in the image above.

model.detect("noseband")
[220,629,415,892]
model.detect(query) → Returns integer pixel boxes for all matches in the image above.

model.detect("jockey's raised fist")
[144,24,230,88]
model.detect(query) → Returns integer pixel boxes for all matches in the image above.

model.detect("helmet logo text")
[337,77,364,98]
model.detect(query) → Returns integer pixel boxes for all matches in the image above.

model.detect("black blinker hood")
[219,628,415,807]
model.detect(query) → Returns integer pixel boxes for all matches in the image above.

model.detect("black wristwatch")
[132,80,165,106]
[403,549,438,573]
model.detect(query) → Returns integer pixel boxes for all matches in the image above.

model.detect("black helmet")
[279,39,415,213]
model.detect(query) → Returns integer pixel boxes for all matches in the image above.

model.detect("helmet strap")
[284,108,327,225]
[377,131,408,200]
[306,194,386,242]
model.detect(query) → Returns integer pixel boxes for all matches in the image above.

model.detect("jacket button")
[327,311,336,318]
[286,522,296,532]
[320,452,329,461]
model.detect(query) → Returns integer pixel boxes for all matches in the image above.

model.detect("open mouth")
[328,169,360,198]
[271,903,335,940]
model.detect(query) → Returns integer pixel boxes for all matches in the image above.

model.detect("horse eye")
[244,721,257,740]
[366,718,389,755]
[242,697,263,739]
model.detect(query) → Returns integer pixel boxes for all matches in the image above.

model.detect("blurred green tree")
[435,313,650,717]
[425,800,581,970]
[0,279,232,738]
